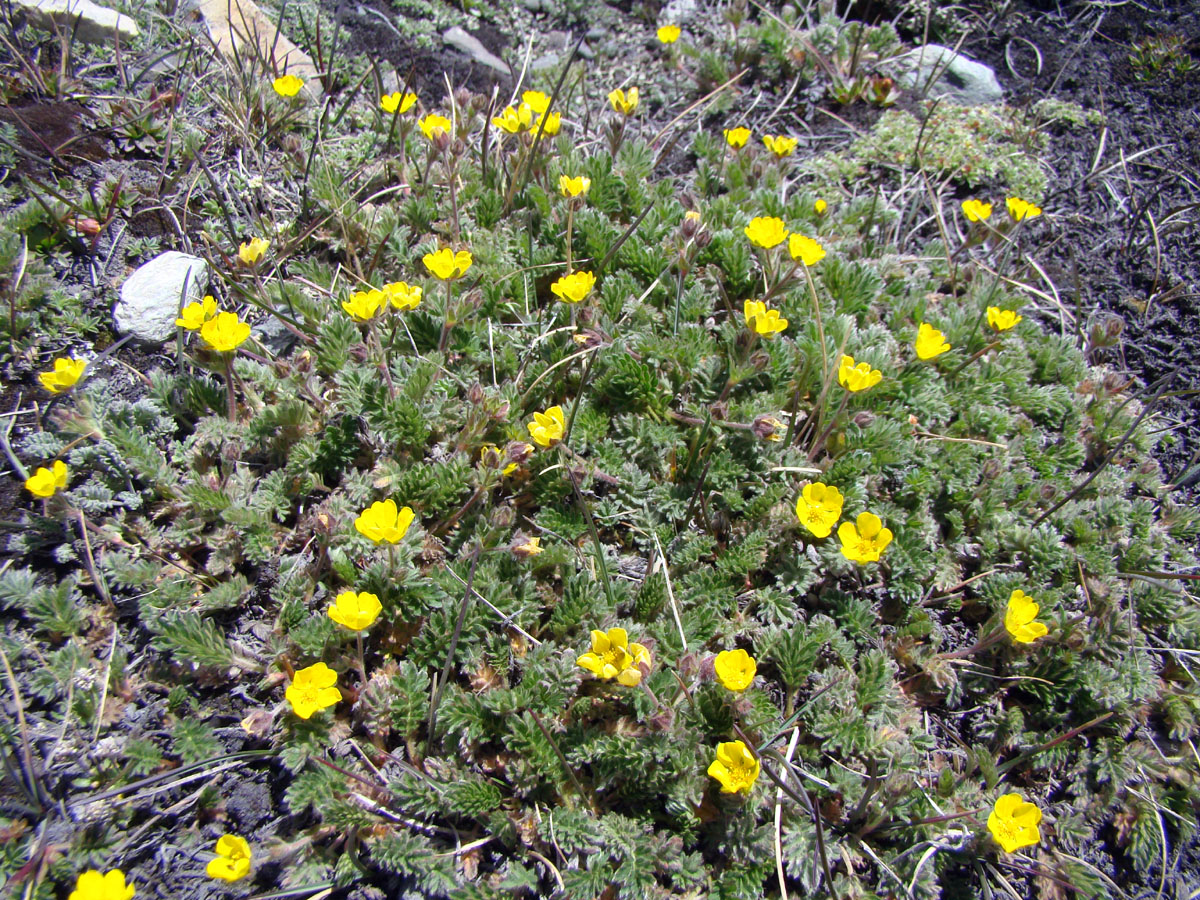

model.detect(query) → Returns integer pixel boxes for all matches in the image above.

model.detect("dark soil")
[959,0,1200,488]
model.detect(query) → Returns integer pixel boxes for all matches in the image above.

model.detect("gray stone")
[115,251,209,343]
[545,30,568,51]
[443,26,508,76]
[663,0,699,24]
[518,0,542,10]
[585,25,605,41]
[15,0,138,44]
[892,44,1004,105]
[577,40,594,60]
[531,52,559,73]
[252,312,298,357]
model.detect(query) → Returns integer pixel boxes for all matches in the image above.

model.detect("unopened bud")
[749,350,769,371]
[752,414,785,441]
[492,505,515,528]
[1104,314,1124,341]
[432,130,451,153]
[853,411,876,427]
[511,533,544,559]
[348,343,370,363]
[572,329,605,350]
[506,441,535,465]
[480,443,502,469]
[1102,372,1130,395]
[681,211,701,238]
[468,382,485,404]
[693,228,712,248]
[454,87,472,109]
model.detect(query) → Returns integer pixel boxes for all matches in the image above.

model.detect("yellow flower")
[743,299,787,338]
[272,74,304,97]
[527,405,565,447]
[534,111,561,135]
[175,295,218,330]
[25,460,67,499]
[986,307,1023,332]
[814,198,828,215]
[962,198,992,222]
[838,511,893,564]
[608,86,639,115]
[744,216,789,249]
[419,113,452,141]
[68,869,136,900]
[492,104,532,134]
[838,355,882,392]
[762,134,798,157]
[987,793,1043,853]
[200,311,251,353]
[551,270,597,304]
[423,247,473,280]
[795,482,844,539]
[714,649,756,691]
[788,233,825,266]
[559,175,591,198]
[38,356,87,393]
[723,126,751,149]
[657,24,681,43]
[522,90,550,114]
[206,834,252,883]
[383,281,422,311]
[285,662,341,719]
[1005,589,1048,644]
[354,499,415,544]
[707,740,759,794]
[238,237,269,265]
[576,627,651,686]
[1006,197,1042,221]
[914,323,951,360]
[341,289,387,323]
[513,535,543,558]
[328,590,383,631]
[380,91,417,114]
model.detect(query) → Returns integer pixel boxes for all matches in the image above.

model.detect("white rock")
[892,44,1004,105]
[115,251,209,343]
[15,0,138,44]
[443,26,508,76]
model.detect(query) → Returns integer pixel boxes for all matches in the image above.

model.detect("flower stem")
[355,632,368,687]
[438,280,454,353]
[565,203,575,275]
[224,353,236,422]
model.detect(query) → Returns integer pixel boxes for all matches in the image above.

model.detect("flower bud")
[853,411,876,427]
[454,87,472,110]
[480,444,502,468]
[506,441,535,465]
[490,400,510,420]
[752,414,785,441]
[1102,372,1130,395]
[749,350,769,371]
[681,211,701,238]
[467,382,485,404]
[572,329,605,350]
[492,504,515,528]
[348,343,370,363]
[432,129,452,153]
[1105,314,1124,340]
[693,228,712,248]
[451,137,467,157]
